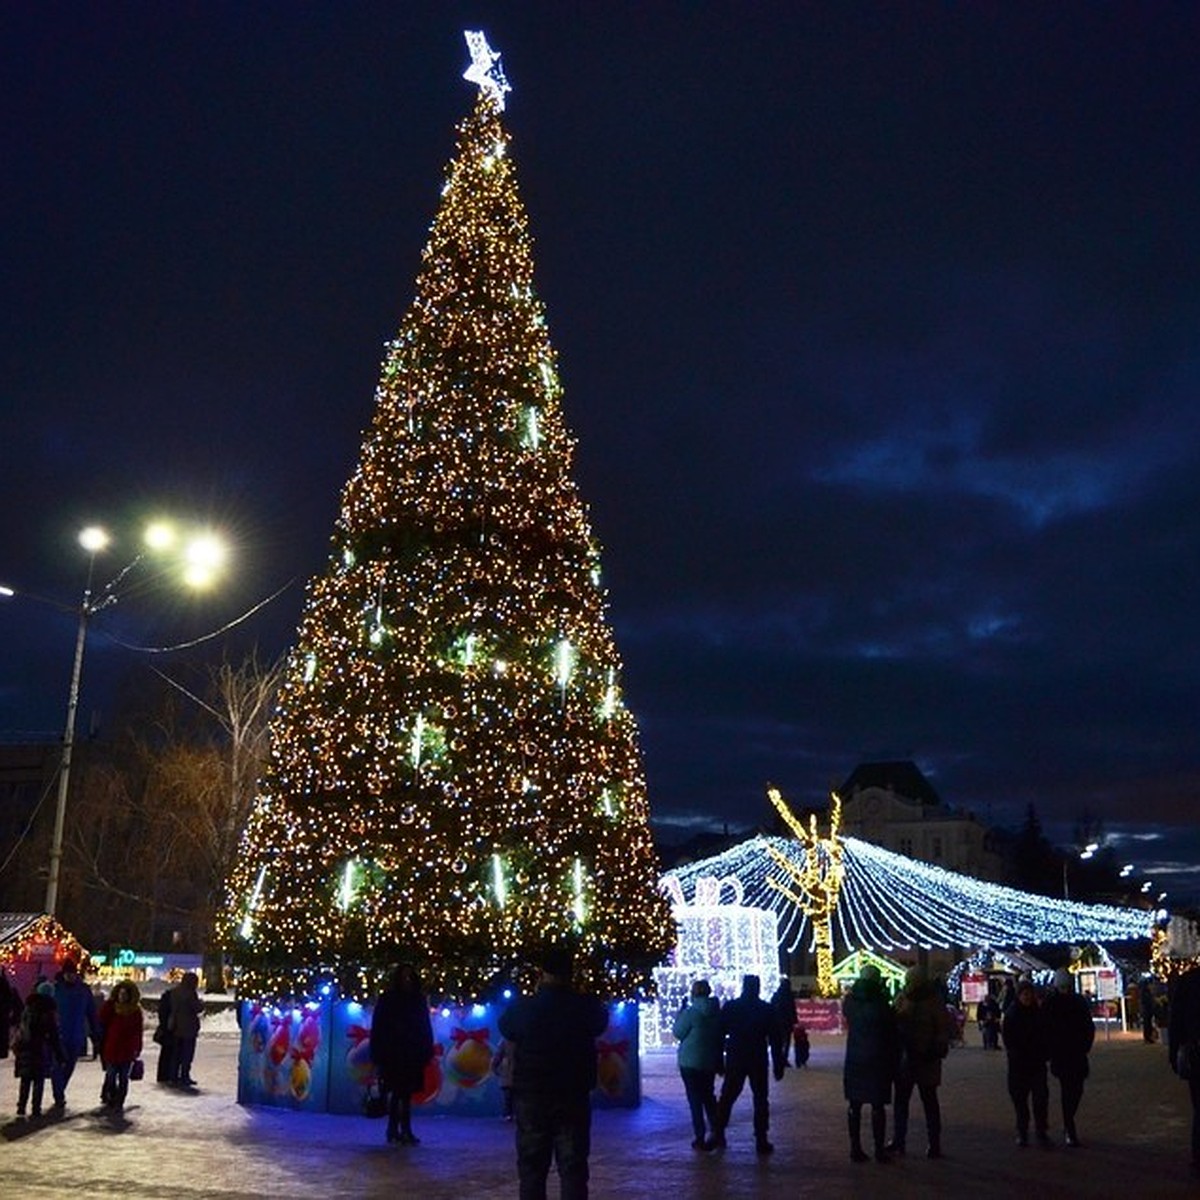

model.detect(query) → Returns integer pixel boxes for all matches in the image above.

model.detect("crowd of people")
[0,959,205,1119]
[671,962,1105,1166]
[7,952,1200,1188]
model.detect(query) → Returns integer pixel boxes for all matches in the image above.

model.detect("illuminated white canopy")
[463,30,512,111]
[664,835,1152,955]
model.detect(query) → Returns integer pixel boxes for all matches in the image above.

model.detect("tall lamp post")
[40,522,227,916]
[43,527,109,915]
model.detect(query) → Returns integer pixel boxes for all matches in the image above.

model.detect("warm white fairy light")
[554,638,573,688]
[573,856,586,925]
[601,668,617,719]
[410,713,425,769]
[492,853,507,908]
[240,864,268,939]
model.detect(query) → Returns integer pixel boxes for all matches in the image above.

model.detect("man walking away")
[1002,977,1052,1147]
[1168,963,1200,1178]
[711,973,775,1155]
[1042,968,1094,1147]
[499,946,609,1199]
[890,966,952,1158]
[769,977,797,1081]
[843,963,900,1164]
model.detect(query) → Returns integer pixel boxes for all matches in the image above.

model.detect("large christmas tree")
[223,33,673,1003]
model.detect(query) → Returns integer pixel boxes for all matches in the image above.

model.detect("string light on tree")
[220,30,673,1003]
[764,787,845,997]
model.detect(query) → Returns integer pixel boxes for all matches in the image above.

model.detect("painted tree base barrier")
[236,997,640,1115]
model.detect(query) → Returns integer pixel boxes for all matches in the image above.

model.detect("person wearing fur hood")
[98,980,144,1111]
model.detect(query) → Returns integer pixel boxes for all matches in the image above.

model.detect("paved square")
[2,1026,1195,1197]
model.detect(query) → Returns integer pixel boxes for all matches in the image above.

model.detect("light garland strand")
[665,834,1152,960]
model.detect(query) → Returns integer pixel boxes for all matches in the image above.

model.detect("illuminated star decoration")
[463,30,512,111]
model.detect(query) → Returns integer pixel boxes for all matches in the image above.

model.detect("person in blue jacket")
[672,979,723,1150]
[51,958,98,1111]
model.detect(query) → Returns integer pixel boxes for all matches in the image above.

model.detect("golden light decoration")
[765,787,845,997]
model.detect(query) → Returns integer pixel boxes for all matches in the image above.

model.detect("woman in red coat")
[98,980,144,1111]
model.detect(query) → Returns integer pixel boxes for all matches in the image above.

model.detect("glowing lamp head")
[143,521,177,552]
[79,526,110,554]
[182,532,227,588]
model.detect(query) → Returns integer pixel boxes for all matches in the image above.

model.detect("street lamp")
[41,521,227,916]
[1063,842,1103,900]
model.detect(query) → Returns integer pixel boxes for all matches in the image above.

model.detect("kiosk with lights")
[0,913,89,998]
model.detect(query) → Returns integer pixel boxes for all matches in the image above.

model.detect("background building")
[836,760,1006,881]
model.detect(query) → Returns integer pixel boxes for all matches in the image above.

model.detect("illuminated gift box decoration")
[644,874,781,1050]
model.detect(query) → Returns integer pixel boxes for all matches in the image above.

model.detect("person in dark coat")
[672,978,723,1150]
[999,977,1018,1017]
[1002,977,1051,1146]
[889,967,953,1158]
[0,968,22,1062]
[792,1022,810,1067]
[369,963,435,1145]
[769,977,797,1080]
[711,973,776,1155]
[168,971,205,1086]
[498,946,609,1199]
[14,982,65,1117]
[1042,968,1095,1146]
[1142,977,1159,1042]
[1167,963,1200,1176]
[842,964,900,1163]
[977,992,1002,1050]
[492,1036,516,1120]
[155,985,177,1083]
[50,958,98,1111]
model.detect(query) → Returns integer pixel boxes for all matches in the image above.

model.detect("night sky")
[2,5,1197,895]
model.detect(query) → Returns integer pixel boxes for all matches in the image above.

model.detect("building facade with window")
[837,760,1006,882]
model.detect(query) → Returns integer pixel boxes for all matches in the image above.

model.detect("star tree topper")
[463,30,512,111]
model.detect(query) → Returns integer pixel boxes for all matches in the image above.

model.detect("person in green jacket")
[673,979,723,1150]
